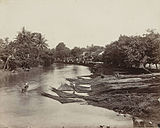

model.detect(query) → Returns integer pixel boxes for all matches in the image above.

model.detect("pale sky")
[0,0,160,48]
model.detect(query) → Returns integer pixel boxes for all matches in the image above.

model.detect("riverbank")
[0,64,133,128]
[1,63,160,127]
[73,74,160,126]
[42,71,160,127]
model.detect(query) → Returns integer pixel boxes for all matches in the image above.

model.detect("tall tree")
[55,42,70,60]
[32,32,48,61]
[103,30,160,69]
[71,47,82,58]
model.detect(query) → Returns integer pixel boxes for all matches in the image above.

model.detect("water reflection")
[56,63,66,69]
[0,64,133,128]
[72,65,79,75]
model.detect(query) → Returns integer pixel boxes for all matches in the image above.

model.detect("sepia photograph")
[0,0,160,128]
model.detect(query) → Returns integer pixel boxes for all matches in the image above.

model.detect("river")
[0,64,133,128]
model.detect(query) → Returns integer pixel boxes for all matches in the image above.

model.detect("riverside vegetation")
[0,28,160,72]
[1,28,160,127]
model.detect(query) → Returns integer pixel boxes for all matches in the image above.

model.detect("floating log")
[66,78,76,82]
[90,82,160,95]
[66,78,91,84]
[119,73,160,79]
[41,91,83,104]
[50,87,103,102]
[59,82,92,93]
[51,87,77,98]
[74,85,91,93]
[58,83,73,91]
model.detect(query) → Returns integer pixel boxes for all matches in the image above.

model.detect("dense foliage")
[0,27,54,70]
[0,28,104,71]
[0,28,159,71]
[103,30,160,68]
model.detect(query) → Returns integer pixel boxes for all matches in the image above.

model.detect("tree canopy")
[55,42,71,60]
[0,28,159,71]
[0,27,54,70]
[103,30,160,68]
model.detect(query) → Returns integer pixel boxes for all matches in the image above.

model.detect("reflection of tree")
[72,65,78,75]
[42,65,55,73]
[55,63,65,69]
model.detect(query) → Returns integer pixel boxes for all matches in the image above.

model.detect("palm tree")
[32,33,48,61]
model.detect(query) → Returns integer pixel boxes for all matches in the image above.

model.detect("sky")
[0,0,160,48]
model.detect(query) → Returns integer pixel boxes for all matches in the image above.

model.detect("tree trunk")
[3,55,11,70]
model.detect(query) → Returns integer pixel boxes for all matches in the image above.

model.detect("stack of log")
[41,73,160,125]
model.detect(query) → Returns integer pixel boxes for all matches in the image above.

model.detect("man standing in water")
[22,82,29,93]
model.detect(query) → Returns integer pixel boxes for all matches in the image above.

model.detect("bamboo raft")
[50,87,102,102]
[41,91,83,104]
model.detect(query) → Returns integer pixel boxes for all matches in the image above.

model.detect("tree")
[2,27,52,69]
[103,30,160,69]
[32,32,48,61]
[71,47,83,58]
[144,30,160,68]
[55,42,70,60]
[118,35,147,68]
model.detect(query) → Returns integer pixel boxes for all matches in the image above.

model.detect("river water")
[0,64,133,128]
